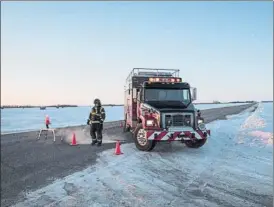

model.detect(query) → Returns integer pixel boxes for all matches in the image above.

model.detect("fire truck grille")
[172,115,185,126]
[164,114,192,127]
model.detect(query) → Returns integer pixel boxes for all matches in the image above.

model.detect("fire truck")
[123,68,210,151]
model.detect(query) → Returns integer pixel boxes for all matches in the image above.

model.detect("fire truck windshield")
[144,88,191,106]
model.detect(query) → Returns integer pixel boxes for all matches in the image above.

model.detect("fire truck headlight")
[146,120,154,126]
[198,123,206,131]
[198,119,204,124]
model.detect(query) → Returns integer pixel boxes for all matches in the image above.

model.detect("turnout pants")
[90,123,103,143]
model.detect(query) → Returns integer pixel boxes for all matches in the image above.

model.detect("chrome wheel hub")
[137,129,147,146]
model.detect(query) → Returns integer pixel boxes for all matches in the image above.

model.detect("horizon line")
[1,100,270,108]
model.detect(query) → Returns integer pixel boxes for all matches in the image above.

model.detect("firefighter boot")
[91,140,97,146]
[97,141,102,147]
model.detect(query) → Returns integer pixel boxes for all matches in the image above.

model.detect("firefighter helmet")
[94,98,101,105]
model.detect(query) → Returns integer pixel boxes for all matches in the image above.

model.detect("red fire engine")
[124,68,210,151]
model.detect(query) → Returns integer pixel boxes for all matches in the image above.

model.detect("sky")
[1,1,273,105]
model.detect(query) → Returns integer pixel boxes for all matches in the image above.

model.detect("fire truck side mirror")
[191,87,197,101]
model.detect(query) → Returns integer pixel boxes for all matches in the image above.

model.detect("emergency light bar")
[149,77,181,83]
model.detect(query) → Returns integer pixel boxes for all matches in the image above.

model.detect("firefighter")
[87,98,106,146]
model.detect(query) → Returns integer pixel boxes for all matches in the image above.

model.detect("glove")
[87,119,90,125]
[100,119,104,124]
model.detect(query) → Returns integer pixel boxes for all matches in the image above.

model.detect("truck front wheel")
[133,124,156,151]
[185,139,207,148]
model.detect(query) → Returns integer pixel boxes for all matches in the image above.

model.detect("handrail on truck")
[126,68,180,83]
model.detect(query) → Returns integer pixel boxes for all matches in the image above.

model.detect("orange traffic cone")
[114,140,123,155]
[70,132,78,146]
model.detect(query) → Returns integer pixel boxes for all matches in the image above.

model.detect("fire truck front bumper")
[146,127,210,141]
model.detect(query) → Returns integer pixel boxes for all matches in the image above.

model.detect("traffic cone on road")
[70,132,78,146]
[114,140,123,155]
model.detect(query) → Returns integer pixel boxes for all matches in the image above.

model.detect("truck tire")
[185,139,207,148]
[133,124,156,151]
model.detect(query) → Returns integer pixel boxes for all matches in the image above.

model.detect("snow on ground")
[14,104,273,207]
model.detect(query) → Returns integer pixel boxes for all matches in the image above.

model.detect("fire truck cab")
[124,68,210,151]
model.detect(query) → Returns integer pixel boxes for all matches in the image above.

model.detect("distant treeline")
[102,104,124,107]
[47,105,78,108]
[195,101,257,104]
[1,105,78,109]
[1,104,123,109]
[226,100,273,103]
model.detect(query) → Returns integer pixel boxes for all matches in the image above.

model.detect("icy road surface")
[14,103,273,207]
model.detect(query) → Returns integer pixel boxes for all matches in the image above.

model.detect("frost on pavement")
[14,104,273,207]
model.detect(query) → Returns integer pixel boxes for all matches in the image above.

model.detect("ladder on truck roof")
[126,68,180,83]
